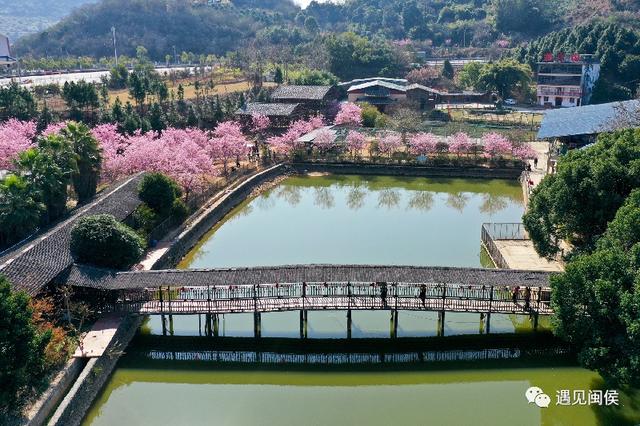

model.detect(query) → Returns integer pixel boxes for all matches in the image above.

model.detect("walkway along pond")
[80,171,640,425]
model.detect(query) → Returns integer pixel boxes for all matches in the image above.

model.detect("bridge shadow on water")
[121,331,574,373]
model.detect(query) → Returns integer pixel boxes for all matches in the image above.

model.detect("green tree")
[17,134,77,223]
[523,129,640,258]
[274,67,284,85]
[304,16,319,33]
[70,214,145,269]
[138,172,182,216]
[457,62,485,90]
[61,81,100,112]
[0,174,44,248]
[108,63,130,90]
[551,189,640,386]
[491,0,553,35]
[442,59,454,80]
[477,59,532,99]
[60,122,102,203]
[0,275,50,413]
[0,82,38,121]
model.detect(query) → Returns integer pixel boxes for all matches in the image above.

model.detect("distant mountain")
[0,0,98,40]
[15,0,299,59]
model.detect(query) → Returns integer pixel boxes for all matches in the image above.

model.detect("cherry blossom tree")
[251,113,270,133]
[449,132,473,158]
[334,103,363,127]
[378,134,403,157]
[312,129,336,154]
[42,121,69,137]
[210,121,250,174]
[345,131,367,156]
[0,119,37,170]
[512,143,537,161]
[482,132,512,159]
[407,132,438,157]
[267,115,325,158]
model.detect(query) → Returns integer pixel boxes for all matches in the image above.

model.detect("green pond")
[83,175,640,425]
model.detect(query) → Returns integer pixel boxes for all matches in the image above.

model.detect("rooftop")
[236,102,301,117]
[537,100,640,139]
[64,264,552,290]
[348,80,407,93]
[0,174,144,295]
[271,85,334,101]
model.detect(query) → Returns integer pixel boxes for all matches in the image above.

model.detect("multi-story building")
[536,53,600,108]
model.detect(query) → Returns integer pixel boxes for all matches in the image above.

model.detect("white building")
[536,53,600,108]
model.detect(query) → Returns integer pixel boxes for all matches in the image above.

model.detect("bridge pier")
[254,312,261,338]
[168,314,174,336]
[300,310,308,339]
[486,312,492,334]
[213,314,219,337]
[533,312,539,331]
[161,314,167,336]
[390,310,398,339]
[437,311,445,337]
[347,310,352,339]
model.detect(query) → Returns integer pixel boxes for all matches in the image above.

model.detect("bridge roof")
[0,174,144,295]
[64,264,552,290]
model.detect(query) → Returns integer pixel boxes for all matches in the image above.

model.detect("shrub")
[138,173,182,215]
[361,103,384,128]
[170,199,189,223]
[427,109,450,122]
[70,214,145,269]
[132,204,159,236]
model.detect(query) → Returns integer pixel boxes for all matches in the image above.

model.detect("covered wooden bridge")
[65,264,553,337]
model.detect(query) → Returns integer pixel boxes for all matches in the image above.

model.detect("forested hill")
[14,0,640,60]
[15,0,299,59]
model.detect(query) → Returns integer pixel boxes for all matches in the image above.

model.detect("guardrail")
[481,223,529,269]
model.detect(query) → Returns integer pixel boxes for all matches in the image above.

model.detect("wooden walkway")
[112,282,552,316]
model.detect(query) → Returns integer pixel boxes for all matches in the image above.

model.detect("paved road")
[0,66,200,88]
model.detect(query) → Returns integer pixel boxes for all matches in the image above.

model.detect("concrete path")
[494,240,564,272]
[73,314,124,358]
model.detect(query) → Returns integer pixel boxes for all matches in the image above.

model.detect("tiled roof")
[338,78,408,88]
[0,174,144,295]
[537,100,640,139]
[65,264,551,290]
[236,103,301,117]
[271,85,333,101]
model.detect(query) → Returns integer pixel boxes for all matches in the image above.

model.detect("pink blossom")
[251,113,270,132]
[210,121,250,173]
[267,116,325,157]
[513,143,537,161]
[334,103,362,127]
[482,133,512,159]
[0,119,37,170]
[346,131,366,153]
[408,133,438,156]
[313,129,336,152]
[496,39,510,48]
[92,123,128,182]
[378,134,403,156]
[449,132,473,157]
[42,121,69,137]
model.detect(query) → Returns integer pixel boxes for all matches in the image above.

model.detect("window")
[569,98,575,103]
[543,96,549,102]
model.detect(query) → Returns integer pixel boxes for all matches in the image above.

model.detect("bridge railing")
[111,282,552,315]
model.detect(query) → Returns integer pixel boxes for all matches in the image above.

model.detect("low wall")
[291,162,524,179]
[48,315,143,426]
[152,164,286,269]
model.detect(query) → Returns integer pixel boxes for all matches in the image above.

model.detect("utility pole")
[111,26,118,66]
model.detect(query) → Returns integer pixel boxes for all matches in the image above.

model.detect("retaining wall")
[291,162,524,179]
[48,315,143,426]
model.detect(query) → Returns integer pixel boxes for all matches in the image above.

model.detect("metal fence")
[481,223,529,269]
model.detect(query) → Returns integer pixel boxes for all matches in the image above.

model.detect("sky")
[292,0,334,8]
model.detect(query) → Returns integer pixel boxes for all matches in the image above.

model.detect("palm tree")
[60,122,102,203]
[0,174,44,247]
